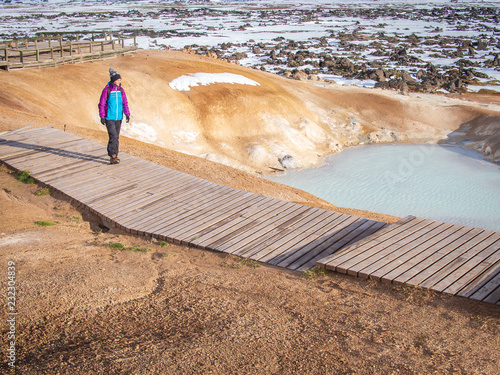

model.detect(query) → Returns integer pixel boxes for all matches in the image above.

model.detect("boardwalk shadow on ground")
[0,139,110,166]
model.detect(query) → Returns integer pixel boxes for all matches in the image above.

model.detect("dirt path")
[1,164,499,374]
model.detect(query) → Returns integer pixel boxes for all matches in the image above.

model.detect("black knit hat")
[109,68,121,82]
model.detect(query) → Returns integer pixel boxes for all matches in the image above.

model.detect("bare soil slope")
[1,49,498,172]
[0,167,499,374]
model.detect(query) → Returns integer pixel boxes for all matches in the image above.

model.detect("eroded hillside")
[0,49,498,172]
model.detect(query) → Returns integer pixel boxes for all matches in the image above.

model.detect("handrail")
[0,34,137,65]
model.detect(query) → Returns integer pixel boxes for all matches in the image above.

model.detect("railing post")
[70,41,73,56]
[36,48,39,62]
[134,36,137,46]
[50,47,54,60]
[59,37,63,57]
[19,50,23,64]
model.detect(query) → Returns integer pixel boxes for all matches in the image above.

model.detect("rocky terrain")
[1,1,499,95]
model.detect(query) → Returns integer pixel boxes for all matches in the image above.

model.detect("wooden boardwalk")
[317,216,500,305]
[0,127,386,272]
[1,127,499,305]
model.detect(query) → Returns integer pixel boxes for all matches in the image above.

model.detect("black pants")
[105,120,122,157]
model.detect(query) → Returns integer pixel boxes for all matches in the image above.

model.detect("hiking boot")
[110,155,120,164]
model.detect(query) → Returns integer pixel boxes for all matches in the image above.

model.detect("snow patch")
[169,73,260,92]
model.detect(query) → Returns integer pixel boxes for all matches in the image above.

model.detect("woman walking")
[98,68,131,164]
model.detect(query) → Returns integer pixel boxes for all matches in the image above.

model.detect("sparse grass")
[303,267,328,279]
[35,220,56,227]
[17,170,35,184]
[106,242,151,252]
[159,252,179,259]
[367,277,381,286]
[159,241,168,247]
[400,285,436,302]
[34,187,51,196]
[222,255,261,269]
[127,246,151,253]
[106,242,125,249]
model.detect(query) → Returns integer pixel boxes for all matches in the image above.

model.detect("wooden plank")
[187,197,282,247]
[404,228,489,287]
[423,233,500,292]
[114,179,219,228]
[114,177,220,220]
[105,178,215,226]
[89,167,186,213]
[241,209,337,260]
[7,141,102,174]
[201,201,295,250]
[178,194,271,245]
[354,220,446,279]
[151,190,253,239]
[94,170,197,217]
[264,215,365,267]
[368,223,460,282]
[1,134,83,160]
[270,213,355,267]
[163,191,258,241]
[49,172,110,195]
[0,131,77,159]
[333,218,432,274]
[393,227,484,285]
[231,206,327,258]
[317,215,417,269]
[303,218,374,274]
[442,238,500,295]
[297,220,388,271]
[137,182,240,234]
[0,127,63,143]
[33,149,105,181]
[456,258,500,298]
[468,267,500,302]
[51,158,147,196]
[140,186,242,236]
[479,281,500,304]
[214,204,314,254]
[38,153,116,182]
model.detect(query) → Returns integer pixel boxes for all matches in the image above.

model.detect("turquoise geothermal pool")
[265,144,500,231]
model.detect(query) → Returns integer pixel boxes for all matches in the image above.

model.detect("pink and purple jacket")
[98,82,131,121]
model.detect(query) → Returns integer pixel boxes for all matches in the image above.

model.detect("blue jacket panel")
[106,88,124,121]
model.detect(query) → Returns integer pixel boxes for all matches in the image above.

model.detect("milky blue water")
[265,144,500,231]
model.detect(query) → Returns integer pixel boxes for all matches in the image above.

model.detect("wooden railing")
[0,33,138,70]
